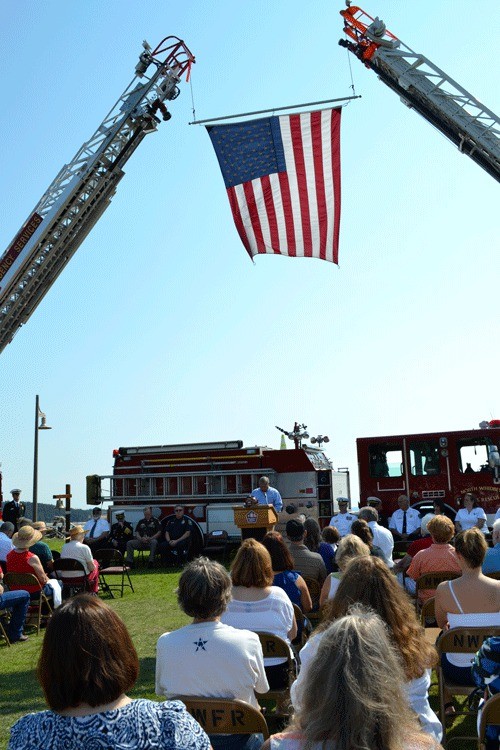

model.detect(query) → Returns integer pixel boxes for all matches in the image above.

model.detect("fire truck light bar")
[117,441,244,456]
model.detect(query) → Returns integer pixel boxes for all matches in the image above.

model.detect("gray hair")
[493,519,500,544]
[296,605,422,750]
[358,506,378,523]
[0,521,14,536]
[177,557,232,620]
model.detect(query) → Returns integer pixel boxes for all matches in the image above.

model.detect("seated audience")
[30,522,55,573]
[303,518,336,573]
[262,531,312,612]
[483,519,500,575]
[60,526,99,594]
[406,515,461,601]
[269,606,440,750]
[0,521,15,572]
[220,538,296,689]
[435,528,500,714]
[321,526,340,571]
[350,518,385,560]
[125,506,160,568]
[393,514,434,586]
[156,557,268,750]
[0,566,30,643]
[357,506,394,567]
[6,526,62,607]
[285,519,327,587]
[389,495,421,541]
[319,534,370,607]
[293,556,442,742]
[83,507,110,551]
[106,512,133,555]
[9,595,210,750]
[158,506,193,566]
[454,492,488,534]
[472,636,500,750]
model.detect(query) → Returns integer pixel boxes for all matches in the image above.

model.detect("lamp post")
[33,395,52,522]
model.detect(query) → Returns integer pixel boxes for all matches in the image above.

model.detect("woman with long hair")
[266,606,439,750]
[220,538,297,688]
[9,595,210,750]
[303,518,336,573]
[262,531,312,612]
[292,555,442,742]
[350,518,385,560]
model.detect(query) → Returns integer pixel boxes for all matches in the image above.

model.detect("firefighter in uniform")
[3,490,26,532]
[107,512,133,555]
[158,506,193,566]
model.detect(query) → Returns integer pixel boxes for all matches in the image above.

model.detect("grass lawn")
[0,542,479,750]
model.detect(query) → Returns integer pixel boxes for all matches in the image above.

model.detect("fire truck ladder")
[0,38,194,354]
[339,6,500,183]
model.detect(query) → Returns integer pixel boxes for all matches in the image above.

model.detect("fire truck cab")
[89,440,350,540]
[357,422,500,522]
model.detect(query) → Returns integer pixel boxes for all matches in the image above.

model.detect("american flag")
[207,107,341,264]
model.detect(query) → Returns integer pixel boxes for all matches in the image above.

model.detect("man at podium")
[251,476,283,513]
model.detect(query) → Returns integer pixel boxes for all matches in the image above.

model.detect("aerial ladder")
[339,5,500,183]
[0,37,195,354]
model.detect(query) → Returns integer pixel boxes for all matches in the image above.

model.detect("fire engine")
[339,5,500,182]
[0,37,194,353]
[357,421,500,521]
[87,435,350,544]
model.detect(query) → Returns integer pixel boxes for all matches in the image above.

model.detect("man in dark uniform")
[158,506,192,566]
[125,506,161,568]
[107,511,134,556]
[2,489,26,532]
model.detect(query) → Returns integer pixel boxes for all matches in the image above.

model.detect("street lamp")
[33,395,52,522]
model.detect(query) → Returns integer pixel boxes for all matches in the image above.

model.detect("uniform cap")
[337,497,349,505]
[367,496,382,505]
[11,489,21,494]
[116,512,125,520]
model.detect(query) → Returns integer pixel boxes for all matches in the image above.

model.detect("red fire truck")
[88,439,349,542]
[357,421,500,521]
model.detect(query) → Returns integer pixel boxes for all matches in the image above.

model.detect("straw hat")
[68,525,85,539]
[12,525,42,549]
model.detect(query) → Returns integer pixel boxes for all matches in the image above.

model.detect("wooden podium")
[233,505,278,541]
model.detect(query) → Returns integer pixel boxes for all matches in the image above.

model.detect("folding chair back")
[94,549,134,598]
[486,572,500,581]
[3,572,52,634]
[203,531,229,562]
[436,626,500,749]
[479,692,500,750]
[255,631,295,717]
[53,558,89,597]
[174,696,269,739]
[303,577,322,627]
[415,571,460,617]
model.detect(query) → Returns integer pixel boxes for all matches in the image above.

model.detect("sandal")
[444,701,456,717]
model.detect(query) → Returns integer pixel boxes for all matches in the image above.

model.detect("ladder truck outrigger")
[339,4,500,183]
[0,37,195,354]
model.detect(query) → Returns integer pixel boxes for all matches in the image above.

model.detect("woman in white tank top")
[435,528,500,712]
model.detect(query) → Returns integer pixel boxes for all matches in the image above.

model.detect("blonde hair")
[335,533,370,571]
[427,514,454,543]
[294,606,434,750]
[455,527,488,568]
[230,538,273,588]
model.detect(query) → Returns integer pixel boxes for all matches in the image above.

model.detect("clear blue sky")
[0,1,498,510]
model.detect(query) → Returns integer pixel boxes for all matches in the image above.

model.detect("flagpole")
[189,95,361,125]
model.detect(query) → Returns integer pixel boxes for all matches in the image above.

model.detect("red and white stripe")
[227,108,341,264]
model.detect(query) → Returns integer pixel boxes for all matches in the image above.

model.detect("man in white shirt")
[329,498,356,537]
[156,557,268,750]
[83,507,110,551]
[389,494,421,541]
[0,522,15,568]
[358,506,394,568]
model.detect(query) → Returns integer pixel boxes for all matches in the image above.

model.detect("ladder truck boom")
[0,37,195,354]
[339,6,500,183]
